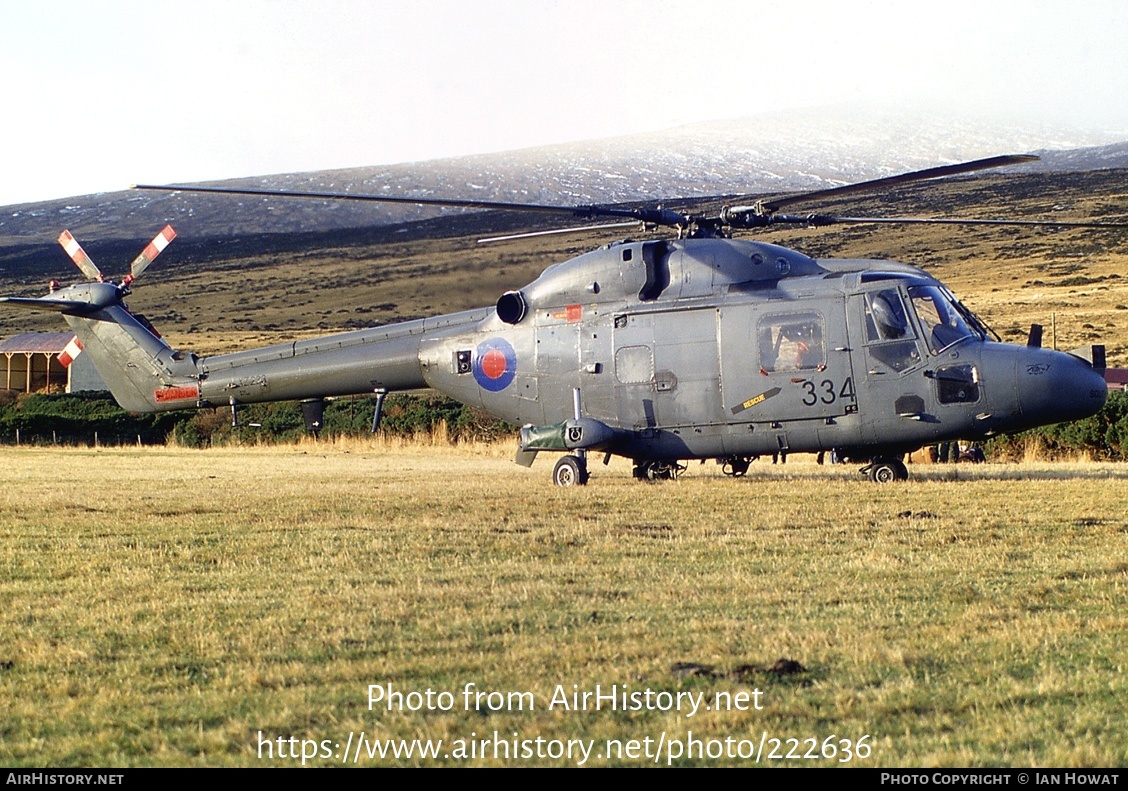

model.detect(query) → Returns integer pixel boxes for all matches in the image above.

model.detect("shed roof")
[0,332,76,354]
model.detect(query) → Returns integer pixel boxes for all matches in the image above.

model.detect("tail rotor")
[2,225,195,413]
[56,225,176,288]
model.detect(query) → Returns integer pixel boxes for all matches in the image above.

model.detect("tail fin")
[63,305,200,412]
[0,286,200,412]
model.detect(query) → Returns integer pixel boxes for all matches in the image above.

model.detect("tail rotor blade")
[125,225,176,283]
[57,230,103,282]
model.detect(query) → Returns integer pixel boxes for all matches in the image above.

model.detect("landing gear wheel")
[866,458,908,483]
[632,460,686,481]
[553,455,589,487]
[722,455,753,477]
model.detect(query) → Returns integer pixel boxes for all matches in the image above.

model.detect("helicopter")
[3,155,1122,486]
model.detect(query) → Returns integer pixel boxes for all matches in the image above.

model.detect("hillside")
[2,110,1126,259]
[0,166,1124,370]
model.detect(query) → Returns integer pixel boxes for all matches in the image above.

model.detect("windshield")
[942,286,998,341]
[909,285,980,353]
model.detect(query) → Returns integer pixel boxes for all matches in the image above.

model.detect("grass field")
[1,442,1124,766]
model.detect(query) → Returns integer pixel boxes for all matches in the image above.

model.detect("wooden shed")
[0,332,107,394]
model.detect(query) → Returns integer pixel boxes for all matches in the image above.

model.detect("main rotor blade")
[741,154,1040,214]
[133,183,642,221]
[780,214,1128,229]
[478,221,642,244]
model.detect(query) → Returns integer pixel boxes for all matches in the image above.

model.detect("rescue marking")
[473,337,517,392]
[154,384,200,403]
[731,387,781,415]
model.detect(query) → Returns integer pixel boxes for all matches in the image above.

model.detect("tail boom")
[4,235,486,412]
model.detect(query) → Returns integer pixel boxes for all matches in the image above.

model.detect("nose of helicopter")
[1015,347,1107,426]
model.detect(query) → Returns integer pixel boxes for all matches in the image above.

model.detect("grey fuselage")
[65,237,1107,462]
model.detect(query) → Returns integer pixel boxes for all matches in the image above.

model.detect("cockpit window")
[909,286,979,354]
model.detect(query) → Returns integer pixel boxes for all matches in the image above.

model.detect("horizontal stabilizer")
[0,296,96,313]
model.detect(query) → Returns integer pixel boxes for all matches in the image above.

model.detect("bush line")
[1,389,1125,460]
[0,391,514,448]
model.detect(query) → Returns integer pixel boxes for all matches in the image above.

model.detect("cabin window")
[758,312,825,372]
[935,364,980,404]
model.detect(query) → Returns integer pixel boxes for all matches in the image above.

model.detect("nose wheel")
[861,457,908,483]
[553,455,589,487]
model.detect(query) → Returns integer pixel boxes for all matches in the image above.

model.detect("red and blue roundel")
[473,337,517,392]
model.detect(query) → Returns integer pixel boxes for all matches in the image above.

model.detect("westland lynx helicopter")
[4,155,1121,485]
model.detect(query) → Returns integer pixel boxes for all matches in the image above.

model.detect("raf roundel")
[473,337,517,392]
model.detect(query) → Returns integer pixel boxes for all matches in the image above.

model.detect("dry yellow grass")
[0,170,1125,765]
[0,444,1124,766]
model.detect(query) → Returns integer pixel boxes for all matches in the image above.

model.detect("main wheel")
[632,460,656,481]
[868,458,908,483]
[553,455,589,487]
[722,456,752,477]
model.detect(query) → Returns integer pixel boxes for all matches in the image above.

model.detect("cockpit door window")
[934,364,981,404]
[864,290,912,342]
[862,290,921,374]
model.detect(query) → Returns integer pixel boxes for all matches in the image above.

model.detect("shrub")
[984,389,1128,461]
